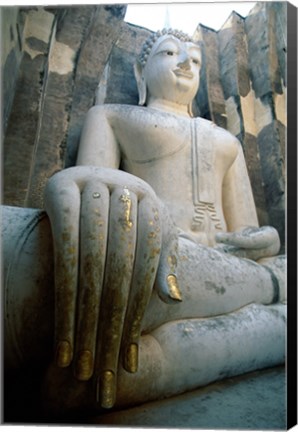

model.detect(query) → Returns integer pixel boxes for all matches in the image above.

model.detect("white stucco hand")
[215,226,280,261]
[44,166,181,408]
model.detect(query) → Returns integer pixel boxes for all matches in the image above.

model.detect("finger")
[215,232,237,244]
[156,208,182,304]
[95,186,138,409]
[73,182,109,381]
[44,176,81,368]
[215,226,279,250]
[121,197,162,374]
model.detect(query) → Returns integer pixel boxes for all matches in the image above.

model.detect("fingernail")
[167,274,182,301]
[125,343,138,373]
[97,370,116,409]
[74,350,93,381]
[55,340,72,368]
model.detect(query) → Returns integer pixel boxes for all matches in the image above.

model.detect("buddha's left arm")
[217,141,280,260]
[222,141,259,232]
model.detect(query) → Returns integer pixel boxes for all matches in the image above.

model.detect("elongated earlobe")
[188,103,194,117]
[134,62,147,106]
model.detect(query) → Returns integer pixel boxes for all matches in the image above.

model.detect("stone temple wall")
[2,2,286,248]
[2,5,127,209]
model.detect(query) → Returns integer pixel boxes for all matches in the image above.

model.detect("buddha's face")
[143,35,201,105]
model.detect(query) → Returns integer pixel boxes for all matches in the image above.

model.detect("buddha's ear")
[134,61,147,106]
[188,102,194,117]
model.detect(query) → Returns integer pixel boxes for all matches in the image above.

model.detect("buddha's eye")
[166,51,174,56]
[192,58,199,65]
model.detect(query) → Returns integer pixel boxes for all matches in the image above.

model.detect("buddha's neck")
[147,97,192,118]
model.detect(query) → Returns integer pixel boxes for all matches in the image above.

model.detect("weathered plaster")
[274,83,287,127]
[49,40,75,75]
[254,93,273,135]
[240,87,273,136]
[1,7,20,65]
[225,96,241,136]
[23,8,54,59]
[240,87,257,136]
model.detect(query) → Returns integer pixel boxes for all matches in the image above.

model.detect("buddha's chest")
[109,106,235,199]
[113,109,191,163]
[107,106,238,239]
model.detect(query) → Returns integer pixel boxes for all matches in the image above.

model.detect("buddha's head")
[134,29,201,115]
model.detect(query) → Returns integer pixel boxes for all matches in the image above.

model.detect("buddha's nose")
[177,52,191,69]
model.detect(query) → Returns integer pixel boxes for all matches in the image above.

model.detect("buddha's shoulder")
[195,117,235,139]
[197,117,239,145]
[88,103,147,117]
[195,117,240,160]
[86,103,130,116]
[88,104,198,121]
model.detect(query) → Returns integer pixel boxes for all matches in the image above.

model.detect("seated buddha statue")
[3,29,286,416]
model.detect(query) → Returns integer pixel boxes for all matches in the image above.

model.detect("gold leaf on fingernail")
[126,343,138,373]
[56,340,72,368]
[75,350,93,381]
[167,274,182,302]
[100,370,116,409]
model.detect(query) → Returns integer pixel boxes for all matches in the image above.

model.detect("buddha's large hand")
[44,166,181,408]
[215,226,280,261]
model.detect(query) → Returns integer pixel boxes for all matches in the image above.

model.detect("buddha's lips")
[173,69,194,79]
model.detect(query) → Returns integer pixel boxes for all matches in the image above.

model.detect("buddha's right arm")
[76,105,120,168]
[43,104,182,408]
